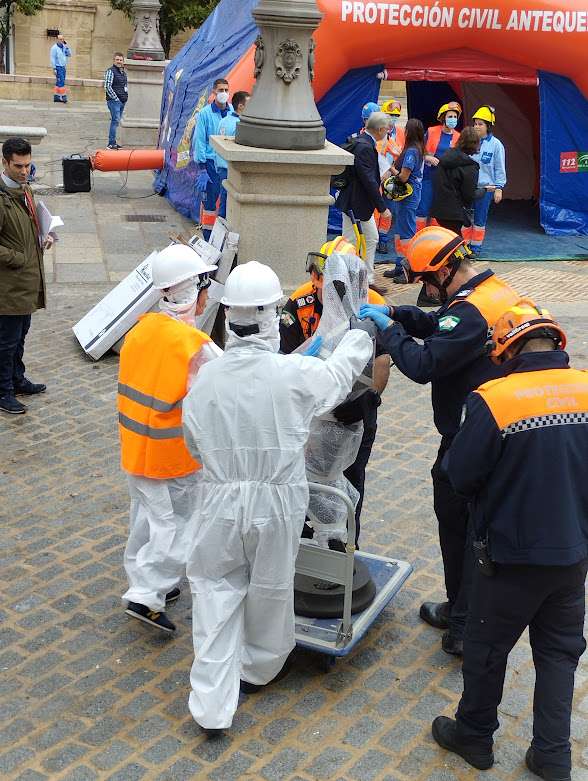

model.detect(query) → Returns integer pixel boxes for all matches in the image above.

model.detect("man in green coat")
[0,138,50,415]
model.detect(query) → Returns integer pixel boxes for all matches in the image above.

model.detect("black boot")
[441,631,463,657]
[416,285,440,307]
[432,716,494,770]
[525,748,571,781]
[419,601,451,629]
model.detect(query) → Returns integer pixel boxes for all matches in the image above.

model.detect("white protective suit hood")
[225,305,281,352]
[159,276,205,326]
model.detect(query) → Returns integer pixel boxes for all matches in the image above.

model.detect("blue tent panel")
[154,0,259,218]
[540,71,588,236]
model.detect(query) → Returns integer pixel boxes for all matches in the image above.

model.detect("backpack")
[330,137,359,190]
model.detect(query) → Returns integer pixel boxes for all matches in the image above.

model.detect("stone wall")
[11,0,195,82]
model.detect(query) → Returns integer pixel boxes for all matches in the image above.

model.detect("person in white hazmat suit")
[182,261,372,735]
[118,244,221,633]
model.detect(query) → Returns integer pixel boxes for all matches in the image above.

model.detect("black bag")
[330,138,358,190]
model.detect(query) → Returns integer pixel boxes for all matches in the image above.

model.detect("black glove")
[333,389,381,425]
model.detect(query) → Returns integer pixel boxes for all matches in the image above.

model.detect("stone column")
[211,137,352,292]
[119,0,167,146]
[127,0,165,60]
[211,0,350,291]
[236,0,325,150]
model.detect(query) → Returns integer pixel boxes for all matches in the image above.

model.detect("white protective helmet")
[151,244,217,290]
[221,261,283,307]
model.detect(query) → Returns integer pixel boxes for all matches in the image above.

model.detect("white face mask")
[226,306,280,352]
[215,91,229,106]
[159,276,204,325]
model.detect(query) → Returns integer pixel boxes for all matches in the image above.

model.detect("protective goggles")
[306,251,327,274]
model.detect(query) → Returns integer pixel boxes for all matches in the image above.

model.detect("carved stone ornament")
[140,15,153,33]
[308,37,316,82]
[254,35,265,79]
[275,39,302,84]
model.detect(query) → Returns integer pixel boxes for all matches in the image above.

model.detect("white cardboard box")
[72,252,161,360]
[73,221,233,360]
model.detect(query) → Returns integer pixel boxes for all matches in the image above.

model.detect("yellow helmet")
[383,176,414,201]
[437,101,462,120]
[306,236,357,274]
[381,99,402,116]
[472,105,496,125]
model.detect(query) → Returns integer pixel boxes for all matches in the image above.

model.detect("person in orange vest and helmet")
[466,105,507,256]
[416,101,462,233]
[375,99,405,255]
[279,236,391,543]
[434,302,588,780]
[118,243,220,633]
[358,226,521,656]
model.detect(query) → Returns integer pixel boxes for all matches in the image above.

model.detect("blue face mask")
[445,116,458,130]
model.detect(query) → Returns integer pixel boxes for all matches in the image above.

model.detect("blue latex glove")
[195,168,211,194]
[359,303,393,331]
[303,335,323,357]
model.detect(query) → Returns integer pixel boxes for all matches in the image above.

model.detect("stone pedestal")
[211,135,352,292]
[119,59,168,147]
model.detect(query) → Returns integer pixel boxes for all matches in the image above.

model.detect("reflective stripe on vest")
[118,412,183,440]
[118,382,183,413]
[449,276,520,330]
[476,368,588,434]
[426,125,459,155]
[118,312,209,479]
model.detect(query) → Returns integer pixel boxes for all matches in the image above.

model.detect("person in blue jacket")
[192,77,231,240]
[432,301,588,781]
[49,34,72,104]
[216,90,250,220]
[383,118,425,279]
[466,106,507,255]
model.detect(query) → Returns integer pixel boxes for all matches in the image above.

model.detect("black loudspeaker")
[62,155,91,193]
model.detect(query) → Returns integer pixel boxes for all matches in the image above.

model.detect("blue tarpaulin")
[156,0,588,243]
[539,71,588,236]
[154,0,258,220]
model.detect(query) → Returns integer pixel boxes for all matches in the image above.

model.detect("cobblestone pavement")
[0,102,587,781]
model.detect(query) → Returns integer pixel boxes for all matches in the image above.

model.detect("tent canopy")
[157,0,588,236]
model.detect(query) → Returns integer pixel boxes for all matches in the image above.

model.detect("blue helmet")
[361,101,379,120]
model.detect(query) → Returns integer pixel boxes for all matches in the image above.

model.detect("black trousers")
[456,559,588,772]
[343,404,378,545]
[431,440,474,638]
[0,314,31,396]
[437,219,464,234]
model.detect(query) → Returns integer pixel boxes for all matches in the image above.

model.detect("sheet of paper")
[378,153,391,179]
[37,200,64,240]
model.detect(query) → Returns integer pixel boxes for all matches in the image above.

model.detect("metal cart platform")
[294,483,413,664]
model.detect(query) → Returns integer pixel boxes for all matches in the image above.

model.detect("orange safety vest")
[118,312,210,479]
[378,125,406,162]
[426,125,460,156]
[290,281,385,339]
[448,275,520,329]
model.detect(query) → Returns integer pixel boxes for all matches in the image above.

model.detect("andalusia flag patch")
[438,315,461,332]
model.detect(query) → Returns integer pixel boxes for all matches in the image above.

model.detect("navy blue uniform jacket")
[446,351,588,566]
[335,133,387,222]
[377,270,509,438]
